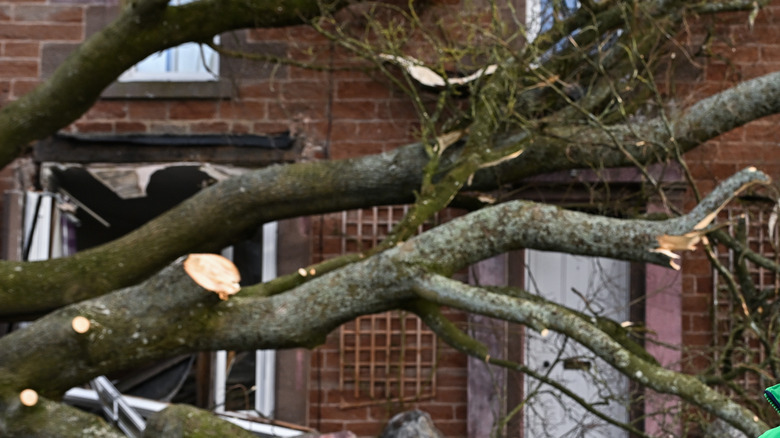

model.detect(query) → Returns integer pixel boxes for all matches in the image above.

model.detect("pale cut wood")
[71,316,91,334]
[183,254,241,300]
[19,389,38,407]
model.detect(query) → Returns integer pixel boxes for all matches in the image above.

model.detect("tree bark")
[0,170,768,435]
[0,391,122,438]
[143,405,256,438]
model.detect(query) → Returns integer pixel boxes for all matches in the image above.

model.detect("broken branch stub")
[182,254,240,300]
[19,389,38,407]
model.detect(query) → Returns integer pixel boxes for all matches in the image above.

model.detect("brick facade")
[667,4,780,378]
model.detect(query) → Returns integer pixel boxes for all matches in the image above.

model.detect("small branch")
[411,273,767,436]
[407,299,650,438]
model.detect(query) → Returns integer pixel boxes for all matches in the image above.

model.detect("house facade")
[1,0,779,436]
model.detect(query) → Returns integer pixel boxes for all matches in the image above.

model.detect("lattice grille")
[337,206,440,407]
[340,205,440,253]
[340,312,436,407]
[713,203,780,392]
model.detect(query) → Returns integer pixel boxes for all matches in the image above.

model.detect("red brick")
[148,122,187,134]
[10,79,39,97]
[329,142,383,159]
[327,122,359,142]
[742,62,780,79]
[252,121,290,134]
[761,44,780,61]
[0,80,9,105]
[686,314,712,332]
[377,99,417,120]
[127,101,168,120]
[704,63,740,82]
[237,81,276,98]
[3,41,38,57]
[114,121,147,133]
[683,333,714,347]
[13,5,83,23]
[245,26,289,43]
[336,80,393,100]
[74,121,113,133]
[219,101,265,119]
[86,101,127,120]
[231,121,251,133]
[683,295,710,313]
[281,80,329,101]
[340,420,383,436]
[314,420,347,433]
[433,386,467,401]
[190,121,229,133]
[417,404,454,419]
[435,370,467,387]
[0,23,82,41]
[317,405,369,421]
[331,100,377,120]
[358,121,415,141]
[433,419,468,436]
[266,101,323,120]
[0,60,37,78]
[169,101,218,120]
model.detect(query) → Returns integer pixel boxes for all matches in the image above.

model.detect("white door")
[524,250,630,438]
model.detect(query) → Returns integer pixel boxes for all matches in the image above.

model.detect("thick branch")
[143,405,256,438]
[480,70,780,184]
[0,170,763,396]
[0,166,766,317]
[0,391,121,437]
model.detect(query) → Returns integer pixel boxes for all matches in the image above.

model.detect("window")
[118,0,219,82]
[526,0,579,42]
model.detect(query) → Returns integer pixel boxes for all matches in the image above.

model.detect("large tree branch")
[0,169,765,392]
[0,169,766,433]
[0,390,122,437]
[482,70,780,184]
[0,87,769,316]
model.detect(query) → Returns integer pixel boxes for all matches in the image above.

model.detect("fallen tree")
[1,0,780,436]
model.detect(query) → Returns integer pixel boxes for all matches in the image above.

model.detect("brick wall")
[0,0,471,435]
[672,0,780,393]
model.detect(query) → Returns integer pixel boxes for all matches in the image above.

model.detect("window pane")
[119,0,219,81]
[134,51,170,73]
[174,43,216,74]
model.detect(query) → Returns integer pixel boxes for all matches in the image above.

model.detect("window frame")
[118,0,220,83]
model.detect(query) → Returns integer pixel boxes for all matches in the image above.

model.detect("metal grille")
[337,206,440,407]
[713,203,780,392]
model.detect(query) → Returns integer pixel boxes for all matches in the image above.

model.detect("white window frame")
[119,0,219,83]
[215,222,277,418]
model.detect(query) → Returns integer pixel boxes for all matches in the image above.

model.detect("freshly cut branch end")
[183,254,241,300]
[71,316,90,334]
[19,389,38,407]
